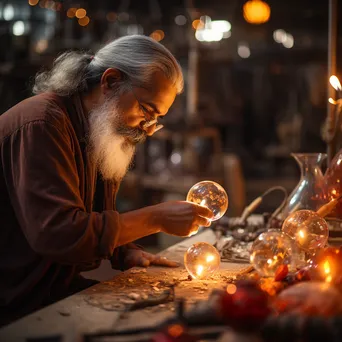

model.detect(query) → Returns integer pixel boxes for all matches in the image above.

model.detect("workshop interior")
[1,0,342,341]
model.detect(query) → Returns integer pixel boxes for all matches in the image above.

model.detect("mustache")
[116,125,147,144]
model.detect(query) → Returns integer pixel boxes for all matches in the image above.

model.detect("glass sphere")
[184,242,220,279]
[186,181,228,221]
[282,210,329,252]
[250,231,298,277]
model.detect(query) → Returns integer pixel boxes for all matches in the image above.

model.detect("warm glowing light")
[267,259,272,265]
[324,260,331,274]
[78,16,90,26]
[330,75,342,91]
[226,284,237,294]
[28,0,39,6]
[75,8,86,19]
[192,19,204,30]
[298,230,305,239]
[243,0,271,24]
[329,98,338,105]
[326,275,333,283]
[332,189,337,196]
[196,264,204,276]
[167,324,184,338]
[206,254,214,262]
[67,8,77,18]
[106,12,116,22]
[150,30,164,42]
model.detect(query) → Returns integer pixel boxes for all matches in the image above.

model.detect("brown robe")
[0,92,130,326]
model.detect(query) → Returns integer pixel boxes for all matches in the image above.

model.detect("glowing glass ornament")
[186,181,228,221]
[184,242,220,279]
[250,231,298,277]
[282,210,329,252]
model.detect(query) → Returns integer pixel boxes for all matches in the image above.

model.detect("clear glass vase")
[281,153,327,218]
[324,148,342,219]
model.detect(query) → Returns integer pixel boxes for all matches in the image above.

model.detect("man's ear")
[100,68,124,94]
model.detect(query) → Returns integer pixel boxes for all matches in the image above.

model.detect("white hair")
[88,92,136,181]
[33,35,183,96]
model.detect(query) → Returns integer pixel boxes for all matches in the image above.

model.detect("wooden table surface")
[0,230,252,342]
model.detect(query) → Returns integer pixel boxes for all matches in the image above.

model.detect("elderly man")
[0,35,213,326]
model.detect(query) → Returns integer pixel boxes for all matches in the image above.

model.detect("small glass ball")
[184,242,221,279]
[250,231,298,277]
[282,210,329,252]
[186,181,228,221]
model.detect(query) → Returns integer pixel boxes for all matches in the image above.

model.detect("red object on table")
[219,281,271,330]
[152,324,197,342]
[274,264,289,281]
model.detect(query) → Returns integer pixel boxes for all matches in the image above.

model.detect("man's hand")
[124,249,180,269]
[152,201,214,237]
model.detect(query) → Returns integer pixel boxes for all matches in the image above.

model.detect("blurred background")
[1,0,342,263]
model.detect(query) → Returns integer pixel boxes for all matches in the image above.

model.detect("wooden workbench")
[0,230,252,342]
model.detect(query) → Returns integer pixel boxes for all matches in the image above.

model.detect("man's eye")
[141,105,148,114]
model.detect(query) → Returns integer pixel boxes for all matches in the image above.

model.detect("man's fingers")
[151,256,180,268]
[140,257,150,267]
[125,254,150,268]
[195,215,211,227]
[187,223,199,237]
[194,204,214,220]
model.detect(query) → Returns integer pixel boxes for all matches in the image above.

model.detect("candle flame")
[196,264,204,276]
[330,75,342,91]
[326,275,333,283]
[206,254,215,262]
[324,260,331,274]
[329,97,338,105]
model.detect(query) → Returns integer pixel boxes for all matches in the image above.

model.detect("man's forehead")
[135,73,177,113]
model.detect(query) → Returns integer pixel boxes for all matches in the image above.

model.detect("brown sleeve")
[2,120,122,264]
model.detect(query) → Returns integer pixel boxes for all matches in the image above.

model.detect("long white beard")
[88,96,136,181]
